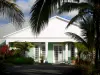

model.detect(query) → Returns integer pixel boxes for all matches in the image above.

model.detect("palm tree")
[0,0,24,26]
[59,2,93,28]
[59,0,100,69]
[66,16,95,63]
[93,0,100,69]
[59,0,100,70]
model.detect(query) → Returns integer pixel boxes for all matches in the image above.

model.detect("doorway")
[53,44,63,63]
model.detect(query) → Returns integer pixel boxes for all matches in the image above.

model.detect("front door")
[54,45,63,63]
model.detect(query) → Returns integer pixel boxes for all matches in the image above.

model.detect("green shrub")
[13,57,25,64]
[25,57,34,64]
[5,57,34,65]
[71,56,76,60]
[12,50,21,57]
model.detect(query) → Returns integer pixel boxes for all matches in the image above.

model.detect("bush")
[71,56,76,60]
[76,58,91,65]
[11,50,21,57]
[75,58,93,75]
[75,64,93,75]
[5,57,34,65]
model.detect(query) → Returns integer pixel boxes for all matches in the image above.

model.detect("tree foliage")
[0,0,24,27]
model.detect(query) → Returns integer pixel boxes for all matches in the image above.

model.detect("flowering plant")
[0,45,9,55]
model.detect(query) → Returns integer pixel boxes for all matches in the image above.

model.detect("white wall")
[25,47,34,58]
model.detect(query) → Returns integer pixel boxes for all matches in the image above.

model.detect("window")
[59,46,62,53]
[54,46,58,61]
[71,44,75,57]
[35,45,39,59]
[41,45,45,56]
[68,43,71,50]
[54,45,63,63]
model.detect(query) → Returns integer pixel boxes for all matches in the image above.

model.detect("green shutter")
[47,43,53,63]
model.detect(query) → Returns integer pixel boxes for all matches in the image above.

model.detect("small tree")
[9,42,34,57]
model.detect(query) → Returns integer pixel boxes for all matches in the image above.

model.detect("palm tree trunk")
[94,11,99,69]
[90,50,94,64]
[92,51,94,64]
[94,0,100,70]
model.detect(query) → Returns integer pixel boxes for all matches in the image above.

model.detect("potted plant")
[71,56,76,65]
[40,55,44,63]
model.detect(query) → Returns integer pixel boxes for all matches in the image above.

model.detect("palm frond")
[59,1,93,28]
[80,16,95,49]
[66,12,87,28]
[74,42,88,52]
[30,0,63,34]
[30,0,80,34]
[0,0,24,27]
[66,32,88,48]
[66,7,93,28]
[59,2,92,14]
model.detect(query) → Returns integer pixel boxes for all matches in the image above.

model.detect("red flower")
[0,45,9,54]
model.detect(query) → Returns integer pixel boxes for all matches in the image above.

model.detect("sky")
[0,0,78,25]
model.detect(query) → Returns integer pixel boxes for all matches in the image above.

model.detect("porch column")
[6,40,9,45]
[65,43,68,62]
[75,47,78,58]
[45,42,48,60]
[39,46,41,63]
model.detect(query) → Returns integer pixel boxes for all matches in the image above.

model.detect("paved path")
[4,64,82,75]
